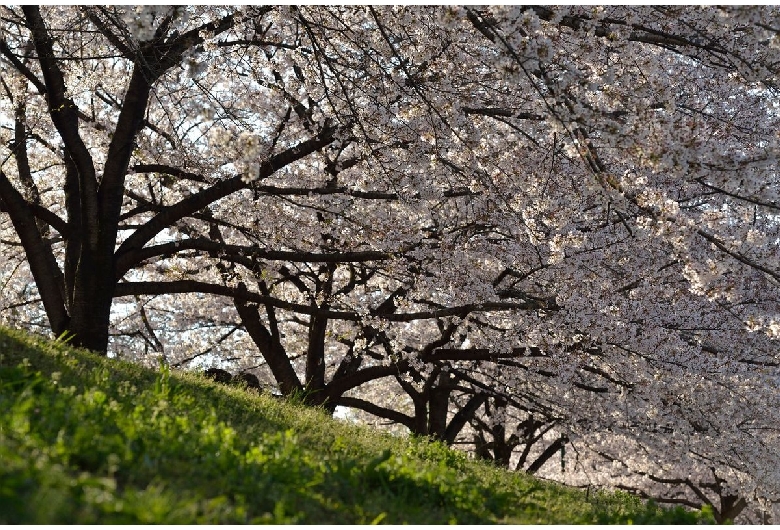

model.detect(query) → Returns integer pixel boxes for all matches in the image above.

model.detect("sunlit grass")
[0,326,714,524]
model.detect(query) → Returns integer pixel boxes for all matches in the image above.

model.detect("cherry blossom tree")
[1,5,779,522]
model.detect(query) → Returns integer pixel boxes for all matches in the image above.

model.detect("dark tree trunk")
[444,394,487,444]
[428,372,454,440]
[526,435,567,475]
[413,396,429,436]
[68,258,115,352]
[490,423,514,468]
[234,298,303,396]
[305,313,329,405]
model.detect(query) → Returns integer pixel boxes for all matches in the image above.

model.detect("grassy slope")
[0,326,713,524]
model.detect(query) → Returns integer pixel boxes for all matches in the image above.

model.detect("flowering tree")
[1,5,779,522]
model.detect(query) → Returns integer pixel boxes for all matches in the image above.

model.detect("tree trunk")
[67,257,114,352]
[305,313,328,405]
[234,298,303,396]
[428,372,454,440]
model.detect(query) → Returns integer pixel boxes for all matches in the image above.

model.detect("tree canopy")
[1,6,778,523]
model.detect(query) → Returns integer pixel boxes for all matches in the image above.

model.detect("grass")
[0,326,714,524]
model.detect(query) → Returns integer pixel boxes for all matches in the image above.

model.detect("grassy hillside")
[0,326,713,524]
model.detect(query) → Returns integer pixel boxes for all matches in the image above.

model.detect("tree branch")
[336,396,416,429]
[115,124,340,267]
[116,237,396,278]
[0,170,69,333]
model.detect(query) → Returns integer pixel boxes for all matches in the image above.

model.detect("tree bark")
[234,298,303,396]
